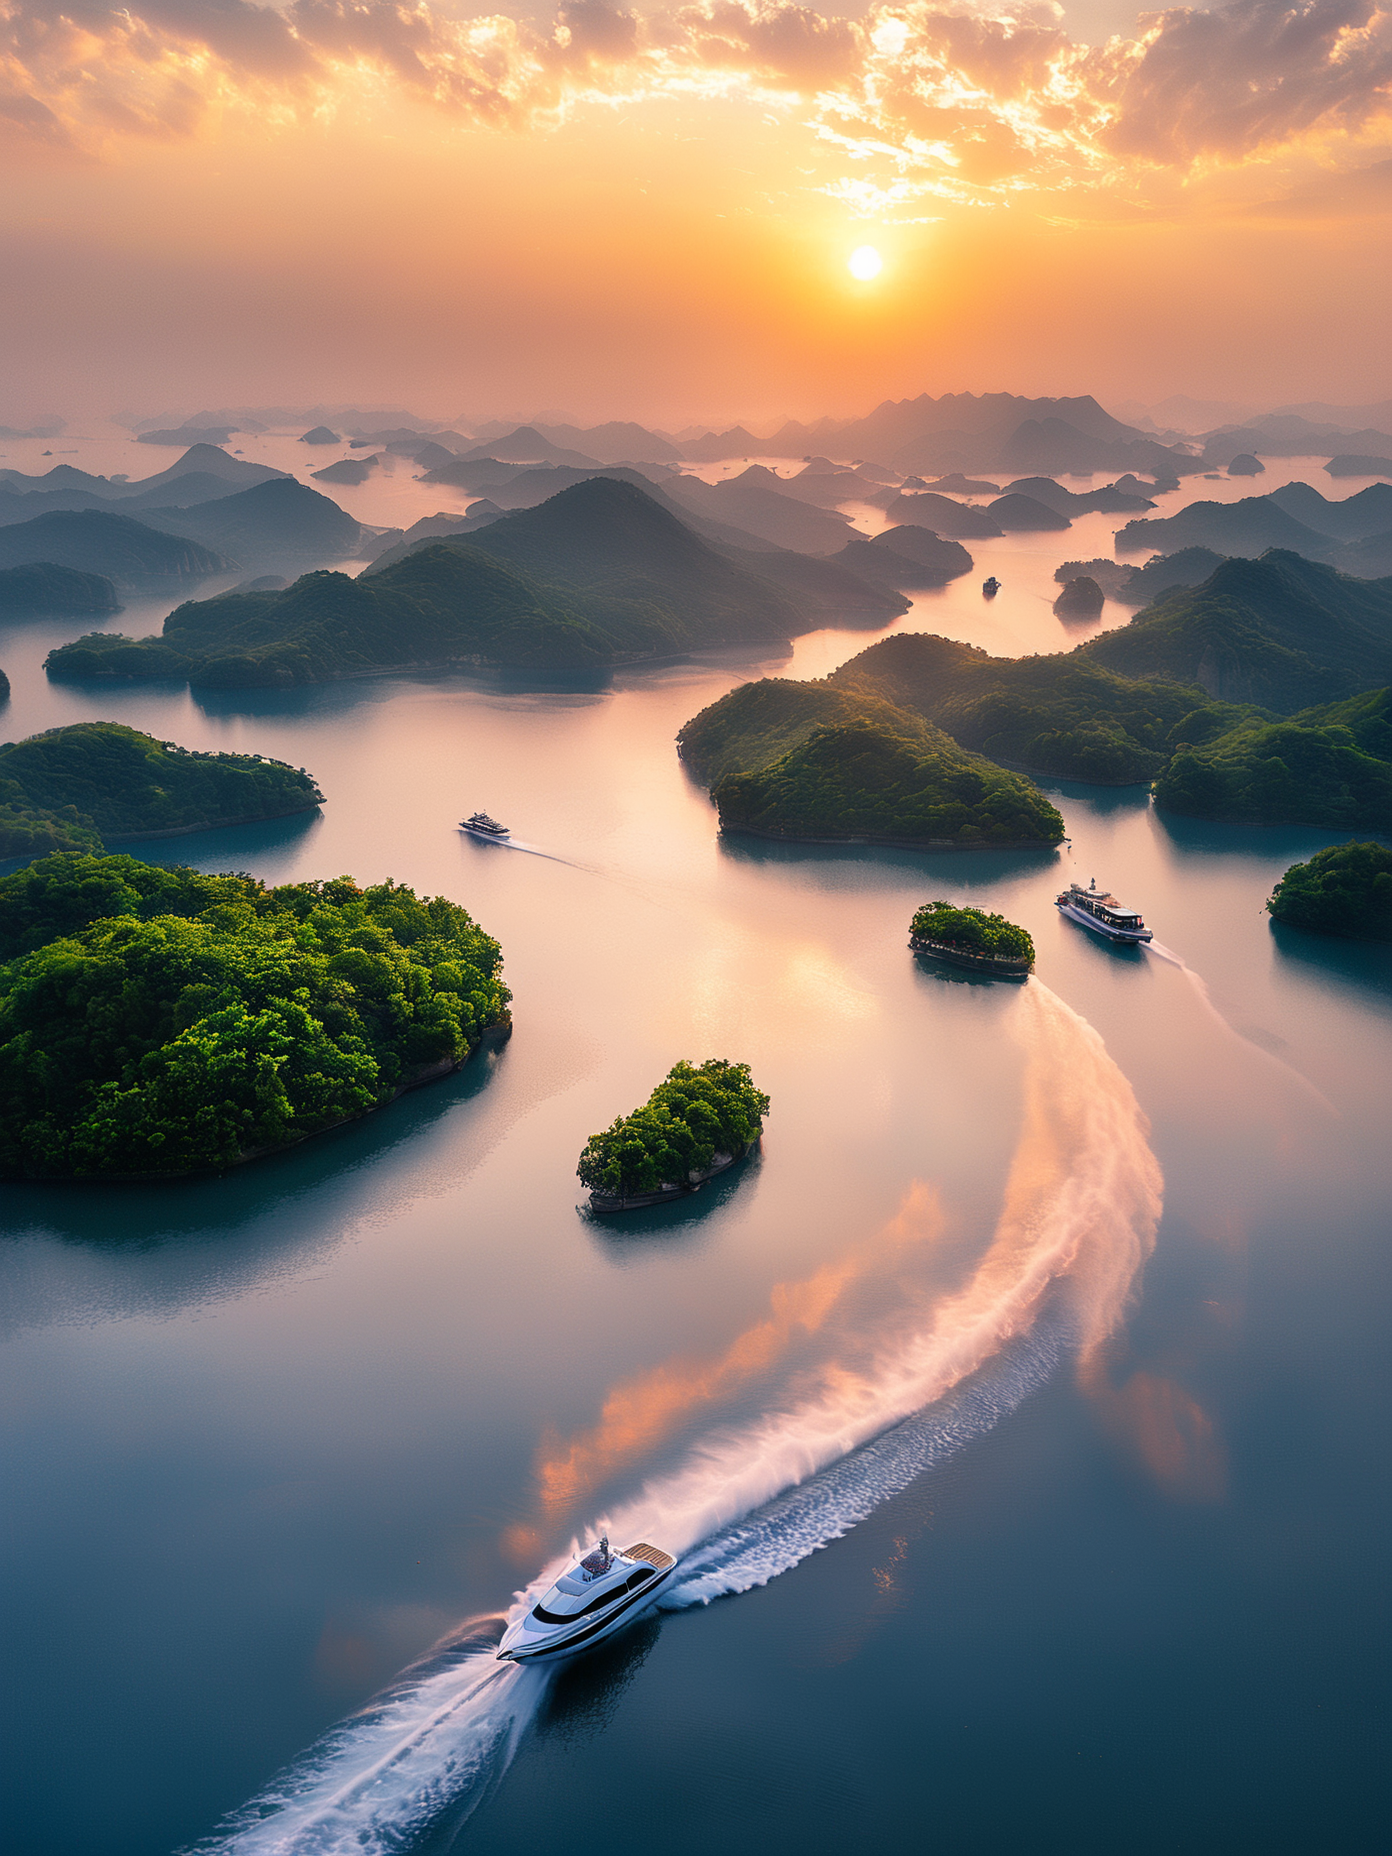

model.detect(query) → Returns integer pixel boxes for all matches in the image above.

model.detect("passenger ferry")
[1055,877,1153,944]
[460,811,510,840]
[498,1537,678,1663]
[982,576,1001,597]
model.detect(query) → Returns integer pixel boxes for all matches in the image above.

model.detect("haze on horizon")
[2,0,1389,430]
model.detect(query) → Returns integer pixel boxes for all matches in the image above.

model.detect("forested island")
[909,901,1034,976]
[0,855,510,1178]
[578,1059,769,1210]
[679,552,1392,835]
[1266,843,1392,942]
[0,723,323,858]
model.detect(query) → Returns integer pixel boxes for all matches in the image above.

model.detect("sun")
[847,245,883,280]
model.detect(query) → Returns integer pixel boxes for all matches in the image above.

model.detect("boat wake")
[191,984,1161,1856]
[1145,939,1335,1110]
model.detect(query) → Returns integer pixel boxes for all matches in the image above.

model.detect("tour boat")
[982,576,1001,596]
[1055,877,1153,944]
[498,1537,678,1663]
[461,811,510,840]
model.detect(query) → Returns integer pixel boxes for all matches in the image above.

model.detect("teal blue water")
[1,593,1388,1854]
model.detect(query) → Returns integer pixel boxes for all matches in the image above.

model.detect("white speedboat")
[1056,877,1153,944]
[498,1537,677,1663]
[461,811,509,840]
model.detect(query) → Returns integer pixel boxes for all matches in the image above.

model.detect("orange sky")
[2,0,1389,426]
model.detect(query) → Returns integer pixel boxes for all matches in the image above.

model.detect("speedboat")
[982,576,1001,597]
[498,1537,677,1663]
[1055,877,1153,944]
[461,811,509,840]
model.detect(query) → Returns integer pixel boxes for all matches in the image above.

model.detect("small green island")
[0,853,510,1178]
[0,722,323,860]
[578,1058,769,1212]
[1266,842,1392,942]
[909,900,1035,978]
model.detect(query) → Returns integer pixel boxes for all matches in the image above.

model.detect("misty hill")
[879,492,1003,539]
[311,457,380,486]
[46,486,819,686]
[1083,553,1392,708]
[141,478,363,571]
[1228,455,1265,476]
[1115,496,1340,560]
[1266,482,1392,540]
[300,426,340,444]
[1327,456,1392,478]
[0,563,119,617]
[0,510,230,593]
[417,457,525,495]
[677,426,766,463]
[1001,476,1155,515]
[374,477,900,629]
[986,493,1071,532]
[136,426,235,446]
[0,722,323,858]
[457,477,804,635]
[46,547,678,685]
[461,426,599,467]
[1054,548,1226,607]
[534,422,683,464]
[830,528,973,590]
[711,543,907,623]
[664,471,857,552]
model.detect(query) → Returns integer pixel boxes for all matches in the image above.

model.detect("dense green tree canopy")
[578,1059,769,1198]
[0,722,321,858]
[1266,843,1392,942]
[0,854,509,1178]
[910,901,1034,962]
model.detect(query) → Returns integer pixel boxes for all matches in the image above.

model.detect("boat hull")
[1056,901,1152,944]
[500,1563,676,1662]
[461,824,510,842]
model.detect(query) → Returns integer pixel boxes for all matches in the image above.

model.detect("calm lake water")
[1,439,1389,1855]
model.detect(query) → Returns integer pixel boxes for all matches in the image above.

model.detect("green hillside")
[1082,553,1392,709]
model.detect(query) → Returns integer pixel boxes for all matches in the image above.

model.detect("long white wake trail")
[195,984,1160,1855]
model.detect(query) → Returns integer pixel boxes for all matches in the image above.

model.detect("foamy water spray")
[194,984,1160,1855]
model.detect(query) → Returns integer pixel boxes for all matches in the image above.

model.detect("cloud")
[2,0,1389,207]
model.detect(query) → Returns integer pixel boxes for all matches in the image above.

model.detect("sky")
[2,0,1390,429]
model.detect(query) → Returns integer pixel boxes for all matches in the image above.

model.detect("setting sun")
[847,245,883,281]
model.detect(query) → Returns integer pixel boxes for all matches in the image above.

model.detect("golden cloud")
[2,0,1388,205]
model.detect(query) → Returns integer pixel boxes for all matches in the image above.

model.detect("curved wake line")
[193,982,1161,1856]
[1145,939,1335,1111]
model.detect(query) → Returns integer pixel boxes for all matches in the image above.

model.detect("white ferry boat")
[498,1537,678,1663]
[1056,877,1153,944]
[461,811,509,840]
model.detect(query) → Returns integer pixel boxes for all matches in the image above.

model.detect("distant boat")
[461,811,510,840]
[1055,877,1153,944]
[982,576,1001,597]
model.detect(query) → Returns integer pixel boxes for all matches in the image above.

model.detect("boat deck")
[624,1541,676,1571]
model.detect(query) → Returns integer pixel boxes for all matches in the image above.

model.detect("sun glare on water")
[847,245,883,280]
